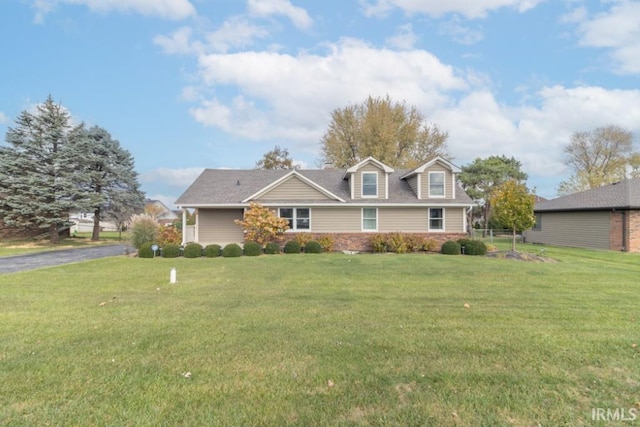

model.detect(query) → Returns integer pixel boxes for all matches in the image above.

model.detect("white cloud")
[574,1,640,74]
[205,16,270,53]
[360,0,544,19]
[32,0,196,22]
[438,16,484,45]
[385,24,418,50]
[247,0,313,29]
[190,38,467,141]
[154,27,203,55]
[0,112,8,124]
[140,167,205,188]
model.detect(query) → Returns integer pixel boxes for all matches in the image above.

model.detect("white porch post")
[181,208,187,246]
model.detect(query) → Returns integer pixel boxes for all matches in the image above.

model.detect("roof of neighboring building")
[535,178,640,212]
[175,168,474,207]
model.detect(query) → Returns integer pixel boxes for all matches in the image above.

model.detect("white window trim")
[361,171,378,198]
[279,207,311,231]
[428,171,446,198]
[362,207,378,231]
[428,207,445,232]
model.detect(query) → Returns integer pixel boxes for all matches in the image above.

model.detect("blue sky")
[1,0,639,207]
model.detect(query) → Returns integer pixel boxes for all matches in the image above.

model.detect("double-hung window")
[362,208,377,231]
[429,208,444,231]
[362,172,377,197]
[429,172,445,197]
[279,208,310,230]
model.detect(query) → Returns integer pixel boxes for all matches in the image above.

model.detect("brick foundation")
[268,232,467,252]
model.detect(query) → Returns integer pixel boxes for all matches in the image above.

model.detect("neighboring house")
[175,156,474,251]
[145,199,179,225]
[69,212,118,233]
[524,178,640,252]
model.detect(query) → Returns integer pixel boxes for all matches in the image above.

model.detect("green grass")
[1,250,639,426]
[0,233,128,257]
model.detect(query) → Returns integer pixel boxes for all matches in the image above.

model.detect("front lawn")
[1,250,638,425]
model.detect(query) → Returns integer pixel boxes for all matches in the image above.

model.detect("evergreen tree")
[74,126,145,241]
[0,96,91,243]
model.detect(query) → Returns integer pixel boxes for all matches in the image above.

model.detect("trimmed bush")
[222,243,243,258]
[204,244,222,258]
[464,240,487,256]
[243,241,262,256]
[162,243,181,258]
[370,234,387,253]
[295,233,313,249]
[317,234,335,252]
[386,232,408,254]
[183,243,203,258]
[404,234,423,252]
[283,240,301,254]
[421,238,438,252]
[441,240,461,255]
[138,242,156,258]
[304,240,322,253]
[264,242,281,254]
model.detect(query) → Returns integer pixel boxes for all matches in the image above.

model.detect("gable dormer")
[400,157,461,200]
[343,157,394,200]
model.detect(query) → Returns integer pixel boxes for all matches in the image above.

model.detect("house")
[524,178,640,252]
[175,156,475,251]
[145,199,179,225]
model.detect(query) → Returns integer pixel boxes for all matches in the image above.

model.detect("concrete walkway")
[0,244,133,274]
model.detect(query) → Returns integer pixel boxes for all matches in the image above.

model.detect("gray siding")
[444,207,465,233]
[524,211,611,250]
[420,163,454,199]
[258,175,332,200]
[406,175,418,197]
[351,163,387,199]
[197,209,245,245]
[310,207,361,232]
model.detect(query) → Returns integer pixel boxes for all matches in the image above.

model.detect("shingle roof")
[175,168,474,206]
[535,178,640,212]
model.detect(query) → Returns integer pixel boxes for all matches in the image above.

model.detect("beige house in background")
[175,156,474,251]
[524,178,640,252]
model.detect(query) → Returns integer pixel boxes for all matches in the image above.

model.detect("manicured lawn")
[0,233,127,257]
[1,249,639,425]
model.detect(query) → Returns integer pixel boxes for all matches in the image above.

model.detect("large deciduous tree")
[76,126,145,241]
[0,96,92,243]
[490,180,536,252]
[458,155,528,232]
[558,125,636,195]
[319,95,449,169]
[255,145,294,170]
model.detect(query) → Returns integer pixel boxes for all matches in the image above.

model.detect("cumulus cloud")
[31,0,196,22]
[360,0,544,19]
[573,1,640,74]
[247,0,313,29]
[190,38,467,141]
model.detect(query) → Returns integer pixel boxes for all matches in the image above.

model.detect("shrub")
[464,240,487,256]
[283,240,301,254]
[404,234,423,252]
[222,243,243,258]
[441,240,461,255]
[295,233,313,248]
[264,242,281,254]
[304,240,322,253]
[127,213,159,249]
[158,224,182,246]
[317,234,335,252]
[386,232,408,254]
[204,244,222,258]
[138,242,156,258]
[421,238,438,252]
[234,202,289,245]
[370,234,388,253]
[183,243,203,258]
[162,243,181,258]
[243,241,262,256]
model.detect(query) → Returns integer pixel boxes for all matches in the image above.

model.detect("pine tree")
[0,96,92,243]
[75,126,145,241]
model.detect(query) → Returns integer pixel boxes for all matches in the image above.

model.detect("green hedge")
[222,243,243,258]
[243,241,262,256]
[441,240,461,255]
[138,242,156,258]
[204,244,222,258]
[304,240,322,253]
[183,243,203,258]
[458,239,487,256]
[264,242,280,254]
[283,240,301,254]
[162,243,181,258]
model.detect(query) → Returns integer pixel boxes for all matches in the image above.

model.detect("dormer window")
[362,172,377,197]
[429,172,445,197]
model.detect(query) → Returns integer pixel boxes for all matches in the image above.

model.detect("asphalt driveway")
[0,244,133,274]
